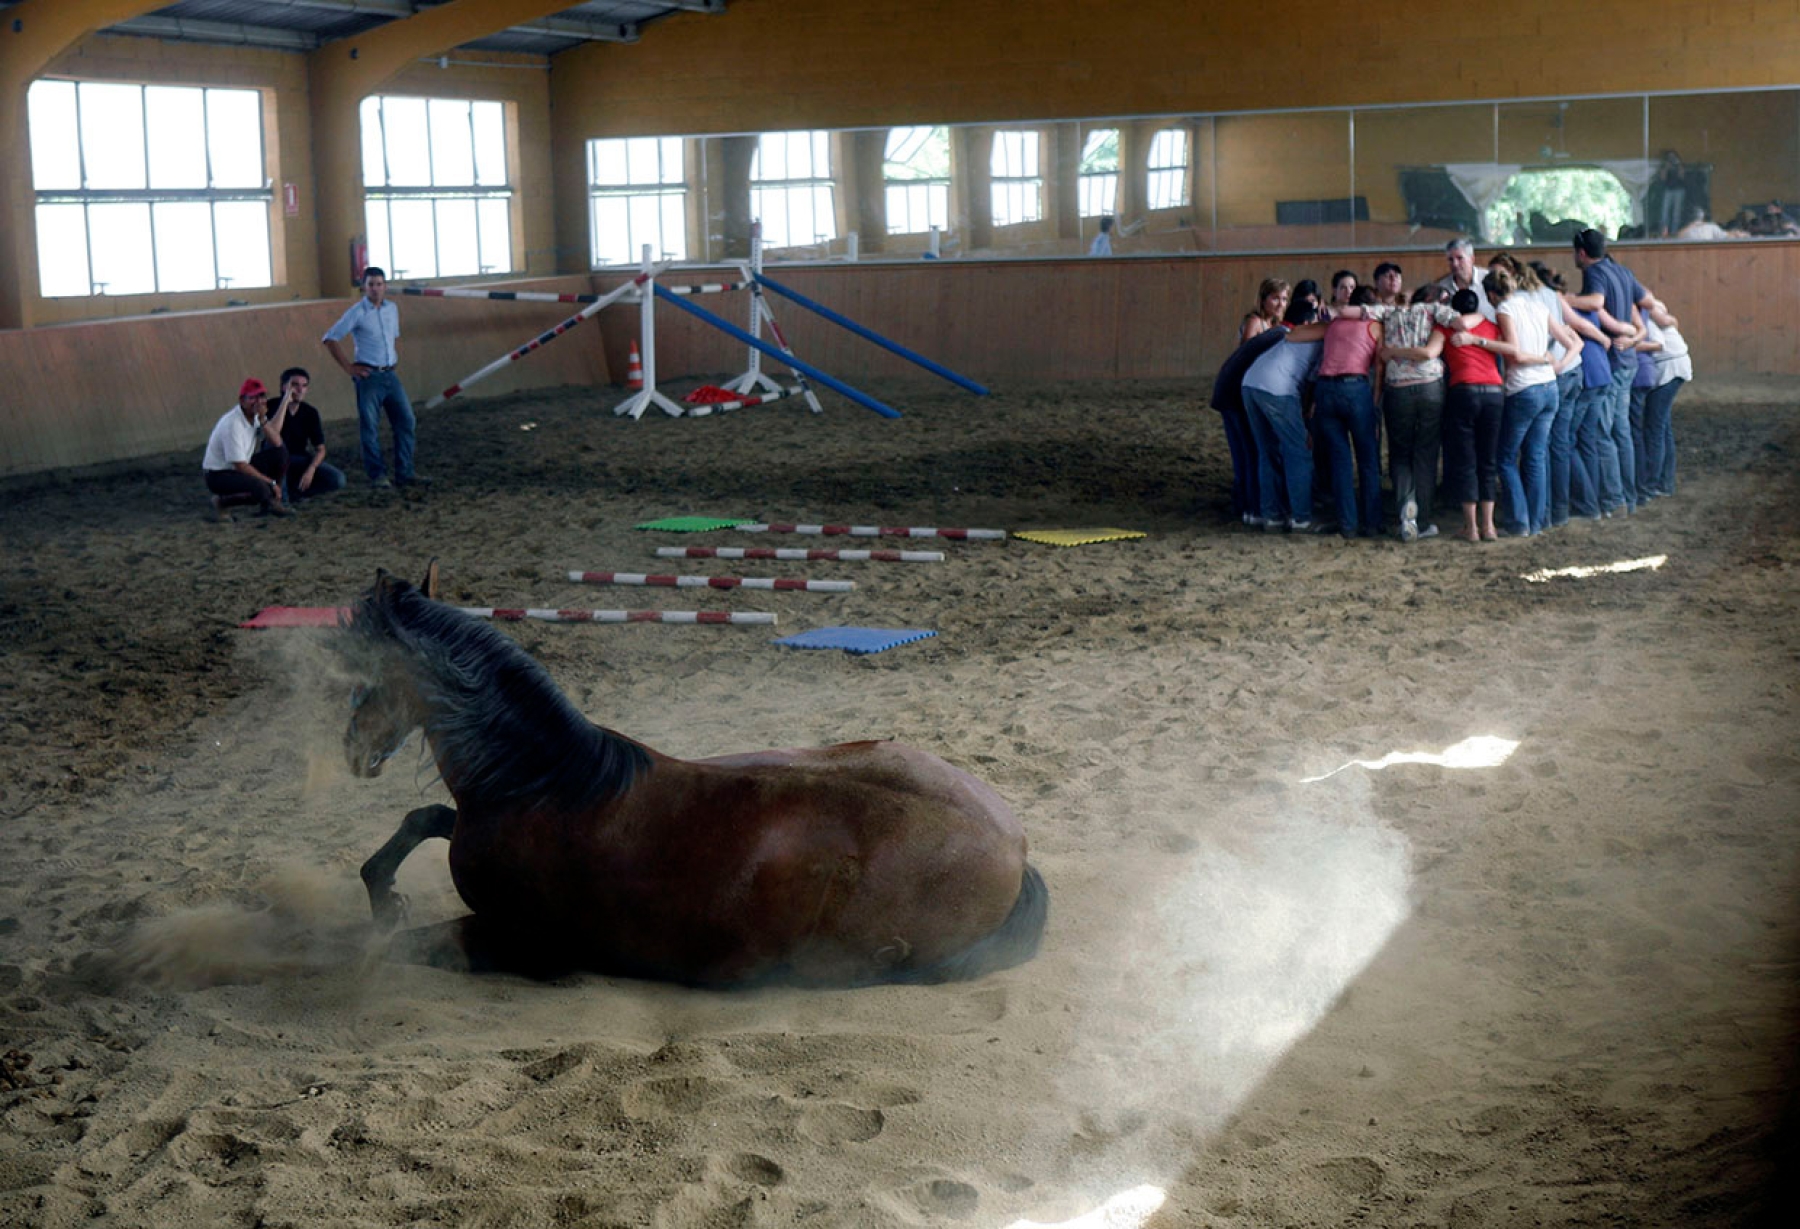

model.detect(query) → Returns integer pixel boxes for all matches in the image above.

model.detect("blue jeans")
[1598,359,1636,513]
[285,457,346,501]
[1498,382,1557,535]
[1243,387,1312,526]
[1218,406,1261,519]
[354,368,417,483]
[1549,368,1581,526]
[1312,375,1381,534]
[1642,377,1684,496]
[1570,384,1607,518]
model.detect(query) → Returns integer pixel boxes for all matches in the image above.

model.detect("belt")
[361,364,395,372]
[1318,373,1368,381]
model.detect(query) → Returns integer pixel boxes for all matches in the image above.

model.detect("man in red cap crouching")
[201,377,294,520]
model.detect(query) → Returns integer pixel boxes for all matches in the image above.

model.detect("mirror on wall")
[583,88,1800,267]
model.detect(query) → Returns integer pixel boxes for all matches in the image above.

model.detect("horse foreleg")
[360,804,456,930]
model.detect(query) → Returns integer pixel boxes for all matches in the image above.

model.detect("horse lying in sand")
[338,566,1046,987]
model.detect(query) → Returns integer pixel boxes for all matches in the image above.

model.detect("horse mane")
[348,579,651,814]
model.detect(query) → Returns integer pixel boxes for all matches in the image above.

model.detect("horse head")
[342,565,434,778]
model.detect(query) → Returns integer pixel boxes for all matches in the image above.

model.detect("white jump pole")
[614,244,689,421]
[726,222,823,413]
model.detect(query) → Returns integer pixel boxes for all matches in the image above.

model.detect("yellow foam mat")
[1013,528,1147,547]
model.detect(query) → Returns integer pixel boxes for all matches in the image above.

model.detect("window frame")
[361,95,515,281]
[1146,127,1191,211]
[750,130,839,250]
[586,136,690,267]
[990,129,1045,228]
[882,126,952,236]
[28,78,273,298]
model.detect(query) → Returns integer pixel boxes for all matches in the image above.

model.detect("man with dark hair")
[1088,216,1115,256]
[271,367,345,500]
[1566,229,1650,515]
[322,266,428,490]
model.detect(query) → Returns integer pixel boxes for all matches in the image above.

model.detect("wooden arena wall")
[3,241,1793,480]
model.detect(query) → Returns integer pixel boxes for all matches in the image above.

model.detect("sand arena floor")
[1,377,1797,1227]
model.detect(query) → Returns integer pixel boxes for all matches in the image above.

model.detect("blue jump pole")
[753,273,990,397]
[653,285,900,419]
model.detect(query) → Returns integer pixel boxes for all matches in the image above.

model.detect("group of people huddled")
[1210,231,1691,542]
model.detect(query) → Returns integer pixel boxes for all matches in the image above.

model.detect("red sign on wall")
[283,182,299,217]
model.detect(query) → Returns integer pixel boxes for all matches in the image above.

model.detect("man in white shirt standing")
[1432,237,1493,321]
[202,377,293,520]
[322,266,427,489]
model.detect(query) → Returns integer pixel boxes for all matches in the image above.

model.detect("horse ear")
[422,558,440,601]
[373,568,397,602]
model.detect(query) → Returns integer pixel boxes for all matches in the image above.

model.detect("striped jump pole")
[683,385,807,418]
[570,570,853,593]
[653,285,901,419]
[657,546,944,563]
[463,607,775,625]
[737,522,1006,540]
[752,272,990,397]
[404,281,744,306]
[424,263,668,409]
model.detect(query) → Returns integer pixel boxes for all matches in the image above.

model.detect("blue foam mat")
[775,626,937,655]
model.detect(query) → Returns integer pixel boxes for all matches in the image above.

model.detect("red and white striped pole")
[461,607,776,625]
[569,571,852,593]
[735,523,1007,540]
[656,546,944,563]
[424,264,667,409]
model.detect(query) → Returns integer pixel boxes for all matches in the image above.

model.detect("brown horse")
[339,568,1046,987]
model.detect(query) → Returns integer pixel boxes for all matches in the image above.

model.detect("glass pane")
[1080,128,1119,173]
[34,204,89,297]
[381,98,431,187]
[365,201,392,277]
[1495,97,1642,241]
[145,87,208,189]
[87,202,154,294]
[80,83,146,190]
[428,99,475,187]
[435,198,479,277]
[1352,103,1493,251]
[473,101,508,186]
[206,89,263,188]
[27,81,81,190]
[626,137,661,186]
[1214,111,1352,251]
[659,193,687,260]
[754,134,785,182]
[478,198,511,273]
[809,130,830,177]
[389,198,437,278]
[812,184,837,241]
[591,194,630,265]
[659,137,685,184]
[1080,174,1117,217]
[214,201,271,289]
[152,201,215,292]
[1148,129,1187,170]
[755,188,789,247]
[591,138,627,186]
[1148,168,1187,210]
[1648,90,1800,239]
[927,183,948,231]
[627,195,662,258]
[360,97,386,187]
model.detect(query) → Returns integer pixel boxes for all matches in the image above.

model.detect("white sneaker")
[1399,497,1418,542]
[1418,524,1439,539]
[1244,513,1268,527]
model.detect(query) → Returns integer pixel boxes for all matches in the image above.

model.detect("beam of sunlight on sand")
[1521,553,1667,584]
[1301,734,1519,783]
[1005,1184,1166,1229]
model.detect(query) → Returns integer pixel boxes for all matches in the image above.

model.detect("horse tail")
[894,863,1048,985]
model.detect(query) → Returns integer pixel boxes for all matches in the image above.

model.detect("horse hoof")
[371,892,410,932]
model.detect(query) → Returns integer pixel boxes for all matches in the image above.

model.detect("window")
[991,130,1043,226]
[1079,128,1119,218]
[27,80,271,298]
[1147,127,1190,210]
[751,130,837,250]
[1481,167,1634,246]
[588,137,687,266]
[361,96,511,280]
[883,126,950,235]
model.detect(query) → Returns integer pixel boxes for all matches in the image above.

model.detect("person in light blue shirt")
[322,267,426,488]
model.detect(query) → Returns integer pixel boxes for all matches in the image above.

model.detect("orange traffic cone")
[626,339,644,390]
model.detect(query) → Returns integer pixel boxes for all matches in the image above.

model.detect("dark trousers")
[205,444,288,506]
[1384,379,1444,522]
[1218,405,1261,519]
[1443,383,1504,504]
